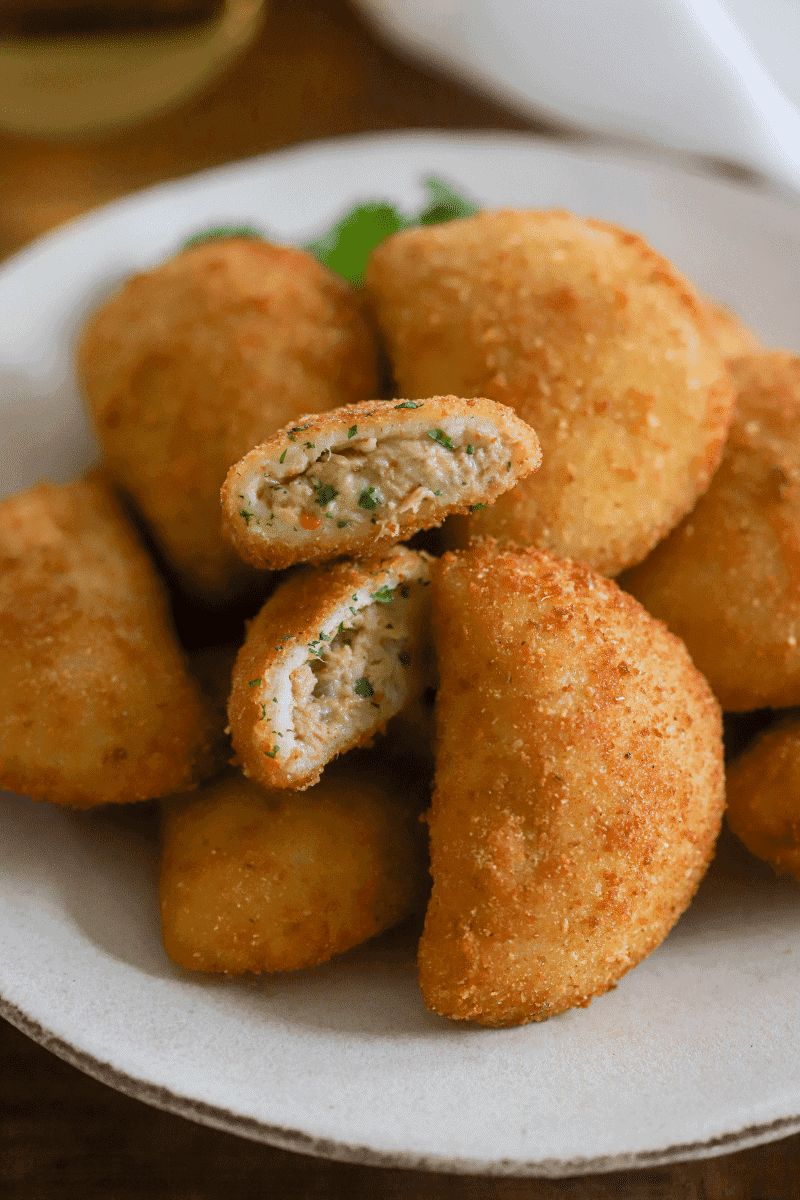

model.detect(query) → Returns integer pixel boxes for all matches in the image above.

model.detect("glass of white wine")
[0,0,266,136]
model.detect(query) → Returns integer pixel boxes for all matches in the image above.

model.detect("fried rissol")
[79,237,379,603]
[418,543,725,1027]
[229,546,433,790]
[706,299,762,359]
[726,715,800,880]
[159,759,430,973]
[621,353,800,711]
[222,395,541,571]
[0,473,216,808]
[365,210,734,576]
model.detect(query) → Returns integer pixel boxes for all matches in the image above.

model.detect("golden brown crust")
[621,352,800,711]
[221,394,541,571]
[159,761,430,974]
[418,542,725,1026]
[366,209,734,576]
[0,473,217,808]
[706,299,762,359]
[79,237,379,603]
[228,545,432,790]
[726,715,800,879]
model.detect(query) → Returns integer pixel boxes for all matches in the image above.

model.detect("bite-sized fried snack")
[229,545,433,791]
[79,237,379,603]
[726,714,800,879]
[621,353,800,711]
[706,299,762,359]
[159,760,430,973]
[221,395,541,571]
[418,542,724,1027]
[0,473,216,808]
[365,209,734,576]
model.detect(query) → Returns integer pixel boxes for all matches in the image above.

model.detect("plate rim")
[3,128,800,1177]
[4,989,800,1177]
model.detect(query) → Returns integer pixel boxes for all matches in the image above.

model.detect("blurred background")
[3,2,800,1197]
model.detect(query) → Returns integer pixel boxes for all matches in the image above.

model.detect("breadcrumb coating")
[160,760,430,974]
[418,542,725,1026]
[366,209,734,576]
[726,715,800,880]
[0,473,216,808]
[79,237,379,603]
[621,353,800,711]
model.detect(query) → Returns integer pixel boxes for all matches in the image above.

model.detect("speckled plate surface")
[2,132,800,1177]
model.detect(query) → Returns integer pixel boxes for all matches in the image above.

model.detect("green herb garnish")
[303,177,479,286]
[264,746,279,758]
[394,401,423,410]
[466,444,474,455]
[427,429,455,450]
[239,509,253,526]
[358,486,381,510]
[469,502,487,512]
[248,679,261,686]
[313,481,339,506]
[416,176,480,226]
[279,448,287,463]
[348,425,358,438]
[337,519,350,528]
[372,585,395,604]
[354,677,374,698]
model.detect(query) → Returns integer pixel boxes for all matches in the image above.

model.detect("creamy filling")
[289,580,430,756]
[255,433,509,531]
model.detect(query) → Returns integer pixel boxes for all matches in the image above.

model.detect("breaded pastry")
[229,545,432,790]
[79,237,379,603]
[221,395,541,571]
[418,543,724,1027]
[365,210,734,576]
[621,353,800,711]
[726,715,800,879]
[706,299,762,359]
[0,473,216,808]
[160,759,430,973]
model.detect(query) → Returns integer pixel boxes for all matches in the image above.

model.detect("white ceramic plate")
[3,132,800,1179]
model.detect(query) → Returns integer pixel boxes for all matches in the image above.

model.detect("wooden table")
[2,1,800,1194]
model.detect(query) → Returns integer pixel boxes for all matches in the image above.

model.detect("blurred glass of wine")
[0,0,266,136]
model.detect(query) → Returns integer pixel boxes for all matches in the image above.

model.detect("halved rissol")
[221,395,541,571]
[228,545,433,790]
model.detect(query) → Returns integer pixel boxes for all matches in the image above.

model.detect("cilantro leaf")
[303,178,479,286]
[354,677,374,698]
[371,585,396,604]
[303,203,408,287]
[394,401,423,410]
[416,176,480,226]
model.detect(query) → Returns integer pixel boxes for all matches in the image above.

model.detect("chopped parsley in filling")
[249,430,509,531]
[288,579,430,755]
